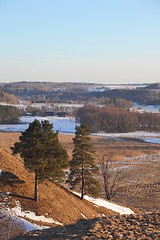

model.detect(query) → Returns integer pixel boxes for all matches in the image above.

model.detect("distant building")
[57,112,67,117]
[44,111,55,116]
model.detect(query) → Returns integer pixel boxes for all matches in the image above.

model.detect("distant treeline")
[87,97,133,108]
[0,90,19,104]
[0,105,20,124]
[29,88,160,106]
[2,82,160,106]
[77,105,160,133]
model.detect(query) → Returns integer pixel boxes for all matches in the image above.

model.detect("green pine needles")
[67,124,100,200]
[11,119,68,201]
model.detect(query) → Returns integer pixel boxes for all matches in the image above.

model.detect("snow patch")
[85,196,134,215]
[0,204,49,233]
[73,192,134,215]
[12,201,63,225]
[13,217,49,231]
[80,213,87,219]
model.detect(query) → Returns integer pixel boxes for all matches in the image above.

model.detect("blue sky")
[0,0,160,84]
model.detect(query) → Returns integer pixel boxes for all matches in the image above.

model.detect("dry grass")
[0,132,159,159]
[1,145,116,239]
[0,132,160,239]
[0,143,114,226]
[0,132,160,213]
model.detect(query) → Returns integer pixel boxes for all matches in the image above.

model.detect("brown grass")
[0,144,114,227]
[0,132,160,239]
[0,132,160,214]
[0,132,159,160]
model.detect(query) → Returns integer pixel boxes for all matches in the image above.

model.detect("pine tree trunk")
[34,170,39,202]
[81,163,84,200]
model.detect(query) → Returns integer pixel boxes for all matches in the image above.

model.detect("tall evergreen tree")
[67,124,100,200]
[11,119,68,201]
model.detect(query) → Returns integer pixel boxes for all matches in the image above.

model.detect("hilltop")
[1,81,160,105]
[145,82,160,90]
[0,146,115,239]
[0,147,115,221]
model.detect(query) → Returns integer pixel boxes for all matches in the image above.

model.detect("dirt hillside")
[0,132,159,239]
[0,147,114,225]
[0,132,160,213]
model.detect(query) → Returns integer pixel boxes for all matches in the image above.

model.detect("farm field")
[0,132,159,213]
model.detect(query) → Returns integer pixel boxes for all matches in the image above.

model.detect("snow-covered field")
[87,84,148,91]
[0,102,84,109]
[104,84,148,90]
[94,131,160,144]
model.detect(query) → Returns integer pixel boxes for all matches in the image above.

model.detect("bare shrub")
[100,154,124,200]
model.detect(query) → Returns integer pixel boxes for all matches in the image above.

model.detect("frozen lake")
[0,116,79,133]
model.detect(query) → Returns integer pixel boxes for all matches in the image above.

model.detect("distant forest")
[1,82,160,106]
[0,105,20,124]
[0,90,19,104]
[77,105,160,133]
[0,82,159,130]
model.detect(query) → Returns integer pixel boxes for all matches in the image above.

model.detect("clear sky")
[0,0,160,84]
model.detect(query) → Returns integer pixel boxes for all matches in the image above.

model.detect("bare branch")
[100,154,124,200]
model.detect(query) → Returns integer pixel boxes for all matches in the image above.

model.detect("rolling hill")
[1,133,159,239]
[0,147,115,239]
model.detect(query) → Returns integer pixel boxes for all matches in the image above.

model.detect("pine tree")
[11,119,68,201]
[67,124,100,200]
